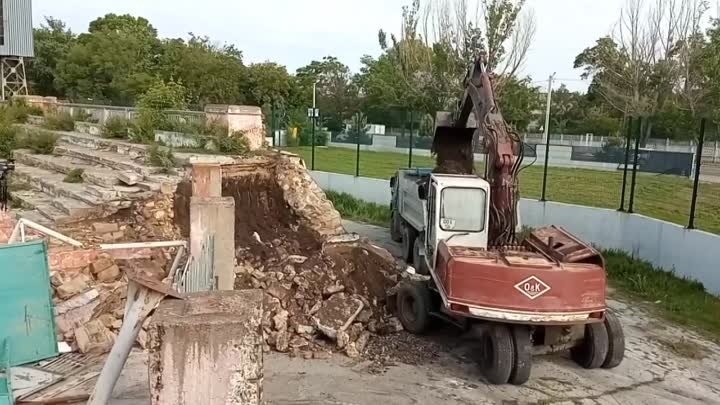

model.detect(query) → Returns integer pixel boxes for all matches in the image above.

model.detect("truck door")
[424,181,438,270]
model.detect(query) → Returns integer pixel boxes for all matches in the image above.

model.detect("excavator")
[390,56,624,384]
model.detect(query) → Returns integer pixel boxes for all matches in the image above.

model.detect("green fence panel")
[0,241,57,367]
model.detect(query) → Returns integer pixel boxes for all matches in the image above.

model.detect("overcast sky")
[32,0,630,92]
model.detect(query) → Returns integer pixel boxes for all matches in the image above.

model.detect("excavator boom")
[432,57,523,247]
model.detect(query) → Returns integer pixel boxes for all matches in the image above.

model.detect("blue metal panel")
[0,240,57,366]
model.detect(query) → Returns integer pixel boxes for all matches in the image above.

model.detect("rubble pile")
[175,153,404,359]
[51,248,170,353]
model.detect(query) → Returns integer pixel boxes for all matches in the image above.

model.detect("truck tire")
[480,324,515,385]
[571,322,609,369]
[602,311,625,369]
[412,237,429,275]
[401,224,417,263]
[396,281,432,334]
[509,325,532,385]
[390,211,402,242]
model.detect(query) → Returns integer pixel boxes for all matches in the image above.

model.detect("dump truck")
[389,56,624,385]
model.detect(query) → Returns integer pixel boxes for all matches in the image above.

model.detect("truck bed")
[393,169,431,232]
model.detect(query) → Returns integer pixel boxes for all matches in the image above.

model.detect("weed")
[18,129,59,154]
[147,144,176,172]
[43,112,76,131]
[103,116,135,139]
[63,168,84,183]
[72,109,95,123]
[0,124,18,159]
[325,191,391,227]
[214,131,250,155]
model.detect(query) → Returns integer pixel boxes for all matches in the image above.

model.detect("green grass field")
[286,146,720,234]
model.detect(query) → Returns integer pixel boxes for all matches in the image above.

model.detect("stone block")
[313,293,364,340]
[96,265,121,283]
[90,257,115,274]
[92,222,119,234]
[148,290,264,405]
[74,319,116,354]
[118,171,143,186]
[56,273,93,300]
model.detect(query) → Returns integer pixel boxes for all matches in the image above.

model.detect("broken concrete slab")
[74,319,116,354]
[56,273,93,300]
[96,265,121,283]
[148,290,264,405]
[118,171,143,186]
[313,294,364,340]
[90,257,115,274]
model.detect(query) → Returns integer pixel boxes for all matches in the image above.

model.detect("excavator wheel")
[509,325,532,385]
[602,311,625,369]
[401,223,417,263]
[412,237,429,275]
[480,324,515,384]
[396,281,432,334]
[571,322,609,369]
[390,211,403,242]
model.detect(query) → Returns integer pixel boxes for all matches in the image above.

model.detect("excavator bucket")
[432,111,477,175]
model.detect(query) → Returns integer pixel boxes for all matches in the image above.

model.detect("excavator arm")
[432,56,523,247]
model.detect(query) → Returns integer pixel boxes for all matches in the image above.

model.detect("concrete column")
[192,163,222,198]
[148,290,264,405]
[190,196,235,290]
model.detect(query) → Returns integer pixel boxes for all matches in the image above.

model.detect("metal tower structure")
[0,0,34,101]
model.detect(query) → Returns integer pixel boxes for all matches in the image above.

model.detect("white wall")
[311,170,720,295]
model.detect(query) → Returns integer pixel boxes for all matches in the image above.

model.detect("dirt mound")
[175,153,403,358]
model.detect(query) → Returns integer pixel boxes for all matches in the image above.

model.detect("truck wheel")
[412,237,429,275]
[390,211,402,242]
[480,324,515,385]
[401,224,417,263]
[396,281,432,334]
[509,325,532,385]
[602,311,625,369]
[571,322,609,369]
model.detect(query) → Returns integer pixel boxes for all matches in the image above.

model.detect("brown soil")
[432,127,476,175]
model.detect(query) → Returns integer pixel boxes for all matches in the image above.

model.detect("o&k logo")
[514,276,551,300]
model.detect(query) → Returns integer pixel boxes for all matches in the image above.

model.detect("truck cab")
[419,174,491,272]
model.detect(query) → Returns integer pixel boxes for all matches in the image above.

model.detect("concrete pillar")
[190,196,235,290]
[148,290,264,405]
[192,163,222,198]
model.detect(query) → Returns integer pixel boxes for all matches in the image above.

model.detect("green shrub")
[18,129,59,154]
[214,131,250,155]
[146,144,176,171]
[0,124,17,159]
[325,191,391,227]
[103,116,134,139]
[72,109,94,123]
[26,105,44,116]
[63,168,84,183]
[43,112,76,131]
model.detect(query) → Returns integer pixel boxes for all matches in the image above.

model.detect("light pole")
[311,81,317,170]
[540,73,556,202]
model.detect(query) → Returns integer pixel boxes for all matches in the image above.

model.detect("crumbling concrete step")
[29,126,149,157]
[13,209,55,228]
[14,150,121,188]
[11,191,74,224]
[11,164,132,218]
[55,145,157,177]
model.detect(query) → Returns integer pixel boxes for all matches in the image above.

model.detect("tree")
[28,17,76,97]
[296,56,359,131]
[56,14,161,105]
[243,62,293,107]
[157,34,246,108]
[496,76,540,130]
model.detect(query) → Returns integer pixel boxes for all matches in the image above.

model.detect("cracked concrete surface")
[106,221,720,405]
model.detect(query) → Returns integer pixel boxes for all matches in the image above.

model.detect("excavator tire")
[391,211,403,242]
[509,325,532,385]
[401,223,417,263]
[412,237,429,275]
[571,322,609,369]
[602,311,625,369]
[396,281,432,334]
[480,324,515,385]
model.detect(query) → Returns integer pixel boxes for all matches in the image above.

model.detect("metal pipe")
[619,117,633,211]
[540,121,552,202]
[355,114,360,177]
[99,240,187,250]
[628,117,642,214]
[688,118,706,230]
[10,219,84,247]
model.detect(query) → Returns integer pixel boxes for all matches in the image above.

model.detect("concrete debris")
[313,294,364,340]
[96,264,121,283]
[92,222,119,234]
[74,319,116,354]
[56,273,93,300]
[118,171,143,186]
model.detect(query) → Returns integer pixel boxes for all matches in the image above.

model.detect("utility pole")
[311,81,317,170]
[542,73,556,144]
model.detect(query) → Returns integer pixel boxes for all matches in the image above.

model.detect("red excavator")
[390,56,624,385]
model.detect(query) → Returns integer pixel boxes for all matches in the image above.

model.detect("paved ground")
[106,221,720,405]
